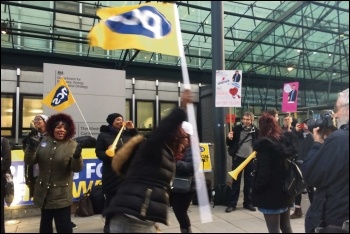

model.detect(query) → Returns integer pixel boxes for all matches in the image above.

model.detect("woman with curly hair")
[251,112,298,233]
[24,113,83,233]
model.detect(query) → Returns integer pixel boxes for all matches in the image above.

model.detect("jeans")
[228,156,254,207]
[109,214,156,233]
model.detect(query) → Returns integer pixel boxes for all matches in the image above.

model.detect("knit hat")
[182,121,193,135]
[106,113,123,125]
[36,114,48,122]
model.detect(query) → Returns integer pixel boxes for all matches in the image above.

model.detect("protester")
[290,119,314,219]
[1,137,12,234]
[22,114,77,230]
[103,89,193,233]
[22,114,48,198]
[24,113,83,233]
[301,88,349,233]
[266,109,279,123]
[171,121,195,233]
[225,111,259,213]
[95,113,138,233]
[281,113,293,132]
[252,112,298,233]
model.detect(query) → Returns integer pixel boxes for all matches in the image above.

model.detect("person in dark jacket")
[95,113,138,233]
[301,88,349,233]
[22,114,48,198]
[171,121,195,233]
[252,112,298,233]
[104,89,193,233]
[290,119,314,219]
[1,137,12,234]
[24,113,83,233]
[226,111,259,213]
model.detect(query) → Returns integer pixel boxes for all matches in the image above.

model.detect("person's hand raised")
[180,89,193,108]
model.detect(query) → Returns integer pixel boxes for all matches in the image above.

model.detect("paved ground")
[5,194,311,233]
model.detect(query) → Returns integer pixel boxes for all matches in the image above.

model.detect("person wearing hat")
[22,114,49,198]
[95,113,138,233]
[170,121,196,233]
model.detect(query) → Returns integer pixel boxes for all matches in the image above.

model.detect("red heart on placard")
[229,87,238,96]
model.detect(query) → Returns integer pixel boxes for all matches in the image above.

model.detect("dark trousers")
[228,156,254,207]
[295,186,314,206]
[40,206,72,233]
[104,190,117,228]
[170,191,195,229]
[1,181,5,233]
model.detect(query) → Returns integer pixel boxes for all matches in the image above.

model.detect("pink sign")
[282,82,299,112]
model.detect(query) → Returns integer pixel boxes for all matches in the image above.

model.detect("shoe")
[243,204,256,211]
[290,207,303,219]
[71,222,77,229]
[225,206,236,213]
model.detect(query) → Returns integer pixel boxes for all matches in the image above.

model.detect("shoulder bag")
[172,175,193,193]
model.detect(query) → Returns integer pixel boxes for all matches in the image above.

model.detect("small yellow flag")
[88,2,180,57]
[42,78,75,112]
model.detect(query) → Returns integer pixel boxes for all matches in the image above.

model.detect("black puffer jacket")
[251,132,298,209]
[104,107,187,225]
[95,126,138,194]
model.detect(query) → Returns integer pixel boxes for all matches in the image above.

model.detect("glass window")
[1,95,14,136]
[160,102,177,120]
[22,95,44,136]
[125,100,130,121]
[136,101,154,129]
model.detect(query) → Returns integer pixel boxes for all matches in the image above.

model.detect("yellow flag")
[42,78,75,112]
[88,2,180,57]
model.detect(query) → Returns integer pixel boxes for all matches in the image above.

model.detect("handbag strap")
[238,132,251,147]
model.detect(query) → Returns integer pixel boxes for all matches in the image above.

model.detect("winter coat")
[104,107,188,225]
[226,124,259,158]
[95,126,138,194]
[24,136,83,209]
[173,146,195,193]
[295,130,314,161]
[251,132,298,209]
[1,137,12,194]
[301,124,349,232]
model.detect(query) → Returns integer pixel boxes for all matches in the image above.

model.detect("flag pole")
[173,3,213,223]
[61,77,93,138]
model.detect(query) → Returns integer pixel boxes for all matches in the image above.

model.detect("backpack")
[282,157,307,197]
[212,183,232,207]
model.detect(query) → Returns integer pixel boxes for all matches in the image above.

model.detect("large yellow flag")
[42,78,75,112]
[88,2,180,57]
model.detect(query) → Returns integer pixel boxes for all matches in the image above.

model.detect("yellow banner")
[88,2,180,56]
[199,143,212,172]
[42,77,75,112]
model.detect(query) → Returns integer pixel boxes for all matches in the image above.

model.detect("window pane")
[137,102,154,129]
[160,102,177,120]
[23,96,44,128]
[1,96,13,128]
[125,100,130,121]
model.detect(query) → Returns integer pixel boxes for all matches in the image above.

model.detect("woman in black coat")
[251,112,298,233]
[170,121,195,233]
[104,89,193,233]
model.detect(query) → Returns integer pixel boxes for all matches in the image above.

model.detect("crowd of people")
[1,88,348,233]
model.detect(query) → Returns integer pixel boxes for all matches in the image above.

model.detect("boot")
[180,227,192,233]
[290,207,303,219]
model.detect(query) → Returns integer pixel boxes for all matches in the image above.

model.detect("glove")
[73,144,82,159]
[27,136,40,150]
